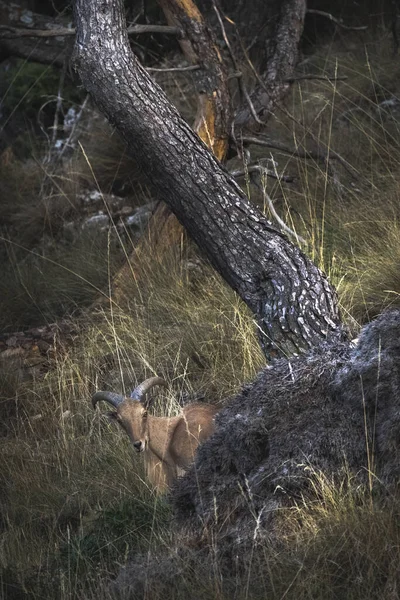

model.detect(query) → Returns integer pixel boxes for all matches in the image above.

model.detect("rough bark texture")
[73,0,344,359]
[112,0,231,303]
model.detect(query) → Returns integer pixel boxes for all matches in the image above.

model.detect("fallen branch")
[306,9,368,31]
[241,133,358,179]
[0,23,181,39]
[240,135,332,163]
[146,64,200,73]
[229,71,348,83]
[231,164,294,183]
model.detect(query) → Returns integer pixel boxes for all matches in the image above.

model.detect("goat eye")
[143,411,148,417]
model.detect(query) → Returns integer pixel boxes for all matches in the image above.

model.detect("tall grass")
[0,244,264,598]
[1,28,400,599]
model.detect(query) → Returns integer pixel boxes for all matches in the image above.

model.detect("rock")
[82,213,109,230]
[118,205,134,216]
[124,202,155,231]
[85,190,102,204]
[64,107,77,132]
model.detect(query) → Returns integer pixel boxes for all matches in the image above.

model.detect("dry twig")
[231,164,294,183]
[0,23,180,39]
[306,9,368,31]
[146,65,200,73]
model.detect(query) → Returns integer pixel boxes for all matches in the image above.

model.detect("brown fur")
[113,400,219,493]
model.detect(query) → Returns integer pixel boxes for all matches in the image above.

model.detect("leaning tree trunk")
[112,0,231,302]
[73,0,346,359]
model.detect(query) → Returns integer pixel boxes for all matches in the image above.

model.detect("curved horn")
[92,391,125,409]
[130,377,168,403]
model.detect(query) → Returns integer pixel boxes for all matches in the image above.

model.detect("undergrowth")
[1,25,400,600]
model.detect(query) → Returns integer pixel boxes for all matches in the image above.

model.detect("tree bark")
[73,0,345,359]
[112,0,231,302]
[236,0,306,128]
[201,0,307,129]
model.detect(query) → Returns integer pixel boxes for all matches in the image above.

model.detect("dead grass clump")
[111,478,400,600]
[0,233,124,331]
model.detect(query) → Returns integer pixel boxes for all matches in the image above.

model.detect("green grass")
[0,243,264,598]
[2,25,400,600]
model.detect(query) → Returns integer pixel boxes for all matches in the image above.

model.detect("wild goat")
[92,377,219,493]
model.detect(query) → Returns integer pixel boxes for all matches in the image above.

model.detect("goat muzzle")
[133,440,144,452]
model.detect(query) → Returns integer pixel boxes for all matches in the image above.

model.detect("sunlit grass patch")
[2,24,400,600]
[0,241,264,597]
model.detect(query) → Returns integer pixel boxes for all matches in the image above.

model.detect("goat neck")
[146,413,182,464]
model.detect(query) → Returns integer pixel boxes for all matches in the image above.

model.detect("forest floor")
[1,22,400,599]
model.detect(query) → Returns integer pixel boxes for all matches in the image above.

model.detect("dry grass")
[247,33,400,325]
[0,245,264,598]
[120,477,400,600]
[1,26,400,600]
[3,256,400,597]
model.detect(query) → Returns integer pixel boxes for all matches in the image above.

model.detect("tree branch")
[306,9,368,31]
[73,0,345,358]
[240,135,337,165]
[231,164,294,183]
[0,23,181,39]
[0,1,71,67]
